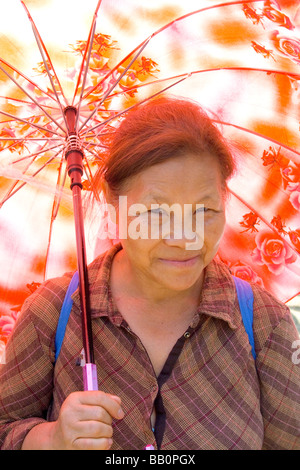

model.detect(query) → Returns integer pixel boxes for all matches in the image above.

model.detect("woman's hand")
[52,391,124,450]
[22,391,124,450]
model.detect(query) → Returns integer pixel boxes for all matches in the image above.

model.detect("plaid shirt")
[0,243,299,450]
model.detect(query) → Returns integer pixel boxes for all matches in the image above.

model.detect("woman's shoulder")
[249,281,298,350]
[23,244,121,312]
[16,272,75,339]
[212,257,292,320]
[211,258,298,347]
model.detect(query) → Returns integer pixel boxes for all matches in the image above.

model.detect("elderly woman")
[0,97,299,450]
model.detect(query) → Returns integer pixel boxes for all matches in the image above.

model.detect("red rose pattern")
[231,262,264,287]
[287,182,300,211]
[252,230,297,275]
[262,1,295,30]
[271,30,300,64]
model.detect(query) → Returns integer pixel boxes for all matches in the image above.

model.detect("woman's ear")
[101,179,114,206]
[101,178,109,201]
[101,179,119,219]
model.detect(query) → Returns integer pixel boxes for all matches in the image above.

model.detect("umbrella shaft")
[64,105,95,370]
[71,181,94,365]
[66,146,94,365]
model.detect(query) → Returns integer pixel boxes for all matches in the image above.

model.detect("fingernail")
[118,407,124,419]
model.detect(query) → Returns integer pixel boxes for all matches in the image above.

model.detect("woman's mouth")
[159,255,200,267]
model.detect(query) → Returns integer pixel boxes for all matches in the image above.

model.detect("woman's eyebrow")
[141,193,216,204]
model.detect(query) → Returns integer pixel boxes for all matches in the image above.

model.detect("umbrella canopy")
[0,0,300,360]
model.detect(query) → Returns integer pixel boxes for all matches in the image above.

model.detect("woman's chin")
[153,257,205,291]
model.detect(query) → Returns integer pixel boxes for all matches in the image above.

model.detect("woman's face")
[113,152,226,295]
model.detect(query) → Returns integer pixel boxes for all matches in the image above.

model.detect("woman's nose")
[161,211,204,251]
[163,233,204,251]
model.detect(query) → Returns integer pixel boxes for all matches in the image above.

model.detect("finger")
[77,391,124,420]
[73,437,113,451]
[110,395,122,404]
[77,405,113,425]
[75,420,113,439]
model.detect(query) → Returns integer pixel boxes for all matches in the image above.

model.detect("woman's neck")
[110,249,204,317]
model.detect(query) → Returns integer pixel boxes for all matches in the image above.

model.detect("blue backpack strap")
[55,271,79,362]
[54,272,256,362]
[232,276,256,360]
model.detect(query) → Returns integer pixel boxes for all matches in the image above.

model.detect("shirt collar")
[71,242,240,330]
[196,260,240,329]
[71,242,124,326]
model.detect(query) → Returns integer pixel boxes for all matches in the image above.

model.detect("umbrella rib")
[11,143,64,164]
[83,141,109,150]
[80,124,115,143]
[20,0,68,110]
[79,62,300,155]
[75,21,98,130]
[0,139,62,158]
[0,125,62,148]
[0,148,64,206]
[0,141,49,204]
[80,0,264,104]
[73,0,103,113]
[44,156,68,280]
[81,73,190,137]
[111,67,300,101]
[78,36,152,132]
[146,0,264,37]
[0,57,59,105]
[0,62,66,134]
[82,155,101,203]
[0,138,62,142]
[84,130,115,138]
[19,1,70,134]
[80,49,299,138]
[0,149,63,197]
[0,109,62,137]
[0,95,59,111]
[76,109,120,133]
[29,28,69,131]
[83,66,300,114]
[213,120,300,159]
[79,36,151,107]
[228,187,300,257]
[82,143,107,162]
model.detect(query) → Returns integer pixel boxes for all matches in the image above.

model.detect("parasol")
[0,0,299,380]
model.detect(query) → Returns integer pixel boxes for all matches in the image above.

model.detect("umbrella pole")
[64,106,98,391]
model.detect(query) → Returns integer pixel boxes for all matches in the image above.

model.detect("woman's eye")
[149,208,167,215]
[194,206,209,214]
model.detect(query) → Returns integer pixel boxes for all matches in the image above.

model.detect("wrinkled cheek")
[208,213,226,242]
[203,215,226,257]
[216,221,226,246]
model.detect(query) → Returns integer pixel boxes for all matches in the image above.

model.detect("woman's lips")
[159,255,200,267]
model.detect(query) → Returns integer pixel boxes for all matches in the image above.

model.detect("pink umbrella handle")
[83,363,98,391]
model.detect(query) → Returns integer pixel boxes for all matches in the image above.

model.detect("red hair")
[99,96,235,195]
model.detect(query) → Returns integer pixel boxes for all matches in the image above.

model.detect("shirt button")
[184,331,191,338]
